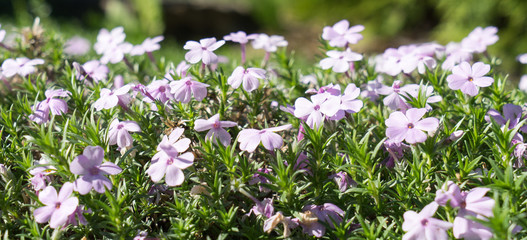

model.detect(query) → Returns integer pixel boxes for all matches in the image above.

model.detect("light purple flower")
[144,79,173,103]
[322,20,364,47]
[64,36,90,56]
[237,124,292,152]
[70,146,122,194]
[65,205,91,227]
[93,85,132,111]
[130,36,164,56]
[76,60,108,83]
[29,157,56,191]
[183,37,225,65]
[435,181,463,208]
[485,104,527,141]
[319,49,363,73]
[297,210,325,237]
[227,66,266,92]
[29,89,71,124]
[194,114,237,146]
[361,76,385,102]
[402,84,443,110]
[165,61,191,80]
[385,108,439,144]
[108,119,141,149]
[382,139,409,168]
[518,53,527,64]
[402,202,452,240]
[224,31,252,44]
[447,61,494,96]
[453,214,493,240]
[263,212,298,238]
[377,80,410,111]
[461,26,499,53]
[294,94,340,129]
[305,83,341,96]
[304,203,345,228]
[249,168,272,192]
[169,77,209,103]
[147,128,194,186]
[247,197,274,218]
[94,26,133,64]
[441,42,473,70]
[34,182,79,229]
[250,33,288,52]
[330,83,363,121]
[330,171,353,192]
[1,57,44,77]
[0,24,5,43]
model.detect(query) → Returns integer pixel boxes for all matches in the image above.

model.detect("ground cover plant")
[1,18,527,239]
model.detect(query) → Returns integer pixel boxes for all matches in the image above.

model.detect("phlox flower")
[183,37,225,65]
[147,128,194,186]
[518,53,527,64]
[447,61,494,96]
[247,197,274,218]
[305,83,341,96]
[224,31,254,64]
[249,168,272,192]
[165,61,191,80]
[237,124,292,152]
[29,89,71,124]
[144,79,173,103]
[0,24,5,43]
[29,156,56,191]
[65,205,90,226]
[322,20,364,47]
[263,212,298,238]
[382,139,409,168]
[33,182,79,229]
[1,57,44,77]
[108,119,141,149]
[64,36,90,56]
[377,80,410,111]
[130,36,164,56]
[319,49,362,73]
[94,26,133,64]
[250,33,288,52]
[461,26,499,53]
[227,66,266,92]
[294,94,340,129]
[385,108,439,144]
[169,77,209,103]
[70,146,122,194]
[297,210,325,237]
[361,77,384,101]
[329,171,353,192]
[93,84,132,111]
[440,42,473,70]
[330,83,363,121]
[402,202,452,240]
[304,203,345,228]
[194,114,237,146]
[485,103,527,141]
[375,45,416,76]
[402,84,443,110]
[75,60,108,83]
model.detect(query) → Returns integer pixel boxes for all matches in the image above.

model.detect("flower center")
[468,77,474,82]
[167,158,174,165]
[185,80,192,86]
[55,202,61,209]
[259,130,267,134]
[159,86,166,92]
[117,124,124,130]
[201,47,207,50]
[407,123,414,129]
[314,105,321,111]
[90,167,100,175]
[421,218,429,226]
[213,121,220,129]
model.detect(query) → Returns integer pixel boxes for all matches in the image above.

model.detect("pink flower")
[249,168,272,192]
[76,60,108,83]
[435,181,463,208]
[486,104,527,139]
[303,203,345,228]
[93,85,132,111]
[329,171,353,192]
[144,79,173,103]
[29,157,56,191]
[322,20,364,47]
[250,34,288,52]
[441,42,473,70]
[194,114,237,146]
[377,80,409,110]
[294,94,341,129]
[64,36,90,56]
[165,61,191,80]
[169,77,209,103]
[447,61,494,96]
[147,128,194,186]
[319,49,362,73]
[1,57,44,77]
[461,26,499,53]
[108,119,141,149]
[237,124,292,152]
[330,83,363,120]
[402,202,452,240]
[224,31,253,44]
[29,89,71,124]
[33,182,79,229]
[247,197,274,218]
[70,146,122,194]
[183,37,225,65]
[130,36,164,55]
[385,108,439,144]
[94,27,133,64]
[518,53,527,64]
[227,66,266,92]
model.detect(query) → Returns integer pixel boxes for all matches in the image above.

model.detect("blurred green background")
[1,0,526,76]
